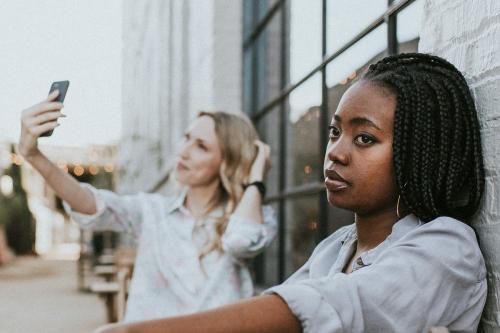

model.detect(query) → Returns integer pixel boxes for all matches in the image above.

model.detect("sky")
[0,0,122,148]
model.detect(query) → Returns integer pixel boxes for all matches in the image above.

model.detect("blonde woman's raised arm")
[18,91,96,215]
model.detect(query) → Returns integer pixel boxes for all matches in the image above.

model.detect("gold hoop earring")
[396,195,402,219]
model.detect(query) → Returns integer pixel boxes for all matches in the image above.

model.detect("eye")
[198,143,208,151]
[328,125,340,139]
[354,134,376,146]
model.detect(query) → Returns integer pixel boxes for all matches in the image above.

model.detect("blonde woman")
[18,91,277,323]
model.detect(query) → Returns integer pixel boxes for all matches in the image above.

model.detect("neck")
[354,206,401,252]
[184,179,221,217]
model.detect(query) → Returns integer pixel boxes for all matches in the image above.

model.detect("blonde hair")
[196,111,259,261]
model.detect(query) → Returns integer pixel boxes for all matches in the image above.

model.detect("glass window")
[328,203,354,234]
[243,49,254,115]
[243,0,255,40]
[326,0,387,55]
[261,203,280,286]
[326,23,387,89]
[397,0,423,52]
[255,9,282,110]
[326,24,388,123]
[285,195,319,277]
[287,0,323,84]
[255,107,281,198]
[285,73,322,188]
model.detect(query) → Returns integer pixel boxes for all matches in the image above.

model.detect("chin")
[326,190,355,210]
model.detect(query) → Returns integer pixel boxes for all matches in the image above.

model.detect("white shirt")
[64,183,277,323]
[265,214,487,333]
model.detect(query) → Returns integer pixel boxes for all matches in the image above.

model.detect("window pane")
[285,195,319,277]
[328,203,354,234]
[326,0,387,55]
[326,23,387,89]
[243,0,255,40]
[261,202,280,286]
[256,107,281,197]
[255,9,282,110]
[285,73,322,188]
[256,0,280,23]
[287,0,322,84]
[243,49,253,115]
[397,0,423,52]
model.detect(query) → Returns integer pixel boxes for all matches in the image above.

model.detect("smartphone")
[41,80,70,137]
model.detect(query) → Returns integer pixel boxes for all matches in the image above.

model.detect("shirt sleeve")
[221,205,277,259]
[265,220,487,333]
[62,183,145,238]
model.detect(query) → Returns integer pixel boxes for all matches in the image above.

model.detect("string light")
[74,165,84,176]
[104,163,114,173]
[89,165,99,175]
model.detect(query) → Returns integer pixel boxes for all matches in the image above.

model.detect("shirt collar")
[165,188,189,214]
[347,214,423,270]
[164,188,225,219]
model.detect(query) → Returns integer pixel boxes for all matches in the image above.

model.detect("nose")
[178,140,191,160]
[325,137,349,166]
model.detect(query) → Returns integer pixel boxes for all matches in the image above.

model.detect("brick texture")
[420,1,500,331]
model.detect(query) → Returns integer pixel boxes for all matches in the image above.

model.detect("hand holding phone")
[41,80,70,137]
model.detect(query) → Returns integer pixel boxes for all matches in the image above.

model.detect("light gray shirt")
[64,183,277,323]
[265,214,486,333]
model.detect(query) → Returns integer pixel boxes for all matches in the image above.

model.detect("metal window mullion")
[387,0,398,55]
[277,0,288,283]
[318,0,329,242]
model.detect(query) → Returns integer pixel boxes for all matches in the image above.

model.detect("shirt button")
[356,257,364,266]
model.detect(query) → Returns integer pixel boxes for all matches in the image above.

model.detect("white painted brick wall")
[119,0,242,194]
[420,1,500,331]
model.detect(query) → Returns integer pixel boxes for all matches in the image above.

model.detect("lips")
[176,161,189,171]
[324,169,350,192]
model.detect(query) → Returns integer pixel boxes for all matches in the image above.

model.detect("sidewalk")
[0,257,106,333]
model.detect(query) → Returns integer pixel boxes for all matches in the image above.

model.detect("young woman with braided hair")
[98,53,486,333]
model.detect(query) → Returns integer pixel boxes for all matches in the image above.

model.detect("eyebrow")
[185,132,209,144]
[333,115,382,131]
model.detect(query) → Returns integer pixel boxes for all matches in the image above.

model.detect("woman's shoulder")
[413,216,479,242]
[397,215,486,280]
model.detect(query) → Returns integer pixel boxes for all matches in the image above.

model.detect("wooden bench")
[90,248,136,323]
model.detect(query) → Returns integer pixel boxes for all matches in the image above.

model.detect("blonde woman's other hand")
[249,140,271,183]
[18,90,66,159]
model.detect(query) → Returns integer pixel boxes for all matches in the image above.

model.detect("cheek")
[352,146,398,205]
[191,153,222,179]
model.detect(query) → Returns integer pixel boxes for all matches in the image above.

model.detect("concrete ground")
[0,257,106,333]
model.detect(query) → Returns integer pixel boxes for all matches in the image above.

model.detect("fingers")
[27,111,66,127]
[31,121,60,136]
[254,140,271,157]
[46,89,60,102]
[26,101,65,117]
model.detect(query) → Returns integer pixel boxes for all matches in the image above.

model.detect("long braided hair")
[362,53,484,223]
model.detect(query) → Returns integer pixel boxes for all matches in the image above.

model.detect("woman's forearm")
[25,149,97,215]
[97,295,301,333]
[232,185,264,223]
